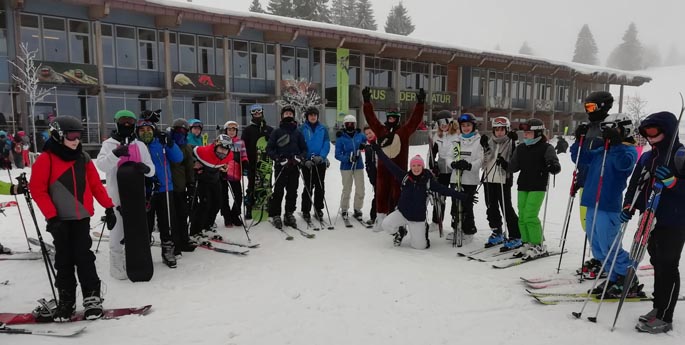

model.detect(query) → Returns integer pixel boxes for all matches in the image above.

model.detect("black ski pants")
[451,184,477,235]
[147,192,176,243]
[190,180,221,235]
[49,218,99,292]
[647,225,685,323]
[221,178,243,223]
[172,190,190,247]
[483,181,520,239]
[300,163,326,214]
[269,163,299,217]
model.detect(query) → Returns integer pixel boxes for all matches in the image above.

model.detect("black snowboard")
[117,162,153,282]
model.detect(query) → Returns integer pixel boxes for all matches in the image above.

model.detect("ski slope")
[0,142,683,345]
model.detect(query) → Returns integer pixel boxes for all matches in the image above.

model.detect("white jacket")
[482,135,515,184]
[450,132,483,186]
[96,137,155,205]
[432,131,460,174]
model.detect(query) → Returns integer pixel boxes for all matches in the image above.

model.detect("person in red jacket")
[362,87,425,231]
[29,116,117,322]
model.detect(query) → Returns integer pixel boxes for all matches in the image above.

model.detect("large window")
[432,65,447,92]
[20,14,41,58]
[266,44,276,80]
[471,69,484,97]
[68,19,90,64]
[198,36,214,74]
[0,10,8,56]
[488,71,509,98]
[281,46,295,80]
[365,57,394,88]
[348,53,360,85]
[42,17,68,62]
[100,24,114,67]
[296,48,309,81]
[115,25,136,69]
[232,40,248,78]
[250,42,265,79]
[138,28,157,70]
[215,38,224,75]
[179,33,196,73]
[535,76,552,100]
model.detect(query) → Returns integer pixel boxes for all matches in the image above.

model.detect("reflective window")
[266,44,275,80]
[0,11,7,56]
[138,28,157,70]
[115,25,136,69]
[297,48,309,80]
[215,38,224,75]
[232,40,248,78]
[179,33,196,73]
[100,24,114,67]
[281,46,295,80]
[158,31,179,72]
[68,20,90,64]
[250,42,265,79]
[42,17,68,62]
[20,14,41,57]
[198,36,214,74]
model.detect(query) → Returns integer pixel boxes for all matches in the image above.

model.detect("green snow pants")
[517,191,546,245]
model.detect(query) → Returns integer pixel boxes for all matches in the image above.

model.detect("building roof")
[61,0,651,86]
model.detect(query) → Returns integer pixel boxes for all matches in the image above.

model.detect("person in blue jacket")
[368,142,474,249]
[300,106,330,223]
[186,119,204,147]
[267,106,308,229]
[335,114,366,223]
[136,119,183,268]
[578,114,639,296]
[622,111,685,334]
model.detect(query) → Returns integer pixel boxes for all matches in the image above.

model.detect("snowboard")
[251,137,273,222]
[0,305,152,325]
[117,162,153,282]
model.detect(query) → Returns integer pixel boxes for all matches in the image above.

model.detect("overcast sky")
[176,0,684,66]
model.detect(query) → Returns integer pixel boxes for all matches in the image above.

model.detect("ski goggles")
[189,122,203,129]
[584,102,600,113]
[436,118,451,126]
[492,117,509,127]
[117,117,136,126]
[64,131,82,141]
[640,126,662,138]
[250,108,263,115]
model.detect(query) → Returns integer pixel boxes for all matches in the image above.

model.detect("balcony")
[488,96,510,109]
[534,99,554,112]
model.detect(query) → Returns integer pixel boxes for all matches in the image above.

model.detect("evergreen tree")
[268,0,295,17]
[572,24,598,65]
[293,0,331,23]
[384,2,415,35]
[330,0,345,25]
[518,41,534,55]
[606,23,643,70]
[249,0,266,13]
[355,0,377,30]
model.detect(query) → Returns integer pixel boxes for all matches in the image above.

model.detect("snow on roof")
[148,0,650,84]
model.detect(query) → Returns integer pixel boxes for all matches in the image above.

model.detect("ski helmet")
[49,116,83,142]
[140,109,161,123]
[434,110,452,127]
[602,113,635,139]
[584,91,614,121]
[114,110,137,138]
[457,113,477,125]
[386,108,401,123]
[213,134,232,159]
[304,106,319,117]
[172,118,189,130]
[223,120,239,135]
[249,104,264,116]
[491,116,510,130]
[281,105,296,118]
[188,119,203,130]
[343,114,357,124]
[135,119,156,130]
[519,118,545,138]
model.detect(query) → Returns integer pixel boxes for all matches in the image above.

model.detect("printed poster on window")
[336,48,349,122]
[35,61,98,85]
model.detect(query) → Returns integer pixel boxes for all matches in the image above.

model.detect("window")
[432,65,447,92]
[365,56,394,88]
[250,42,265,79]
[232,40,248,78]
[471,69,483,97]
[68,20,90,64]
[100,24,114,67]
[325,49,336,88]
[198,36,214,74]
[20,14,41,57]
[179,33,196,73]
[348,53,360,85]
[138,28,157,70]
[266,44,275,80]
[0,10,7,56]
[160,31,179,72]
[115,25,136,69]
[42,17,68,62]
[297,48,309,80]
[215,38,224,75]
[281,46,295,80]
[311,48,321,83]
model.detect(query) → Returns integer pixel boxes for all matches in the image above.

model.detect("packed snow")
[1,141,683,344]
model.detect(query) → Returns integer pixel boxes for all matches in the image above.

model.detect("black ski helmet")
[434,110,452,127]
[49,116,83,142]
[172,118,189,130]
[519,118,545,138]
[281,105,296,118]
[304,106,319,117]
[584,91,614,122]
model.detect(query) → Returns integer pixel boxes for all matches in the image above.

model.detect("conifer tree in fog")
[572,24,598,65]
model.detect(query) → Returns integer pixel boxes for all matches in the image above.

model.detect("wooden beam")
[337,37,346,48]
[291,30,299,42]
[447,53,457,64]
[477,57,487,67]
[88,2,110,20]
[415,48,424,59]
[155,13,182,29]
[212,23,242,37]
[377,42,387,55]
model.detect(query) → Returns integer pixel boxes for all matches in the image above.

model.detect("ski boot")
[500,238,522,252]
[341,210,350,221]
[0,243,12,255]
[314,209,324,222]
[484,229,505,248]
[366,218,376,227]
[577,258,602,276]
[601,275,645,299]
[302,212,312,223]
[284,213,297,227]
[82,281,104,320]
[272,215,283,229]
[393,226,407,246]
[639,308,659,323]
[636,318,673,334]
[32,298,57,322]
[202,228,223,241]
[353,209,363,222]
[373,213,386,233]
[512,243,530,258]
[161,241,177,268]
[53,288,76,322]
[522,244,548,261]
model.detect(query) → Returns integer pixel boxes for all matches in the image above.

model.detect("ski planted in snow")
[287,225,315,239]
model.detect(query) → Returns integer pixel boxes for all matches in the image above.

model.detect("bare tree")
[276,78,322,122]
[9,42,56,153]
[624,94,648,127]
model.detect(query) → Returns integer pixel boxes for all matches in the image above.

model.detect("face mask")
[345,124,356,132]
[138,131,154,144]
[282,117,294,123]
[117,125,134,138]
[523,137,542,146]
[588,111,608,123]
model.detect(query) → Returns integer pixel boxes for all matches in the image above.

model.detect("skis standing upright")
[452,142,464,247]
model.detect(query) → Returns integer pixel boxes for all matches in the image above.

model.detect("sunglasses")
[641,126,661,138]
[117,117,136,126]
[64,131,82,141]
[584,102,599,113]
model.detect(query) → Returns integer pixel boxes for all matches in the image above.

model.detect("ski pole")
[297,164,319,230]
[540,174,550,246]
[161,147,175,249]
[225,174,252,242]
[556,134,585,274]
[95,216,106,253]
[498,162,508,240]
[585,139,610,267]
[7,169,31,251]
[313,162,335,230]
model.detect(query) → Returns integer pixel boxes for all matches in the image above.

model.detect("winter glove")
[104,207,117,230]
[507,131,518,141]
[359,143,368,150]
[362,87,372,103]
[46,217,62,234]
[134,162,151,175]
[495,156,508,170]
[545,160,561,175]
[11,183,25,195]
[602,127,622,146]
[480,135,490,150]
[574,124,589,141]
[417,88,426,104]
[157,131,170,147]
[112,144,129,158]
[655,165,676,188]
[312,155,324,165]
[619,205,634,223]
[304,160,315,169]
[242,166,249,177]
[349,152,358,163]
[451,160,472,171]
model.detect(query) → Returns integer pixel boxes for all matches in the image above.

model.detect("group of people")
[0,129,31,169]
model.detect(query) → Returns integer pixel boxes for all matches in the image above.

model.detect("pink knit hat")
[410,155,425,168]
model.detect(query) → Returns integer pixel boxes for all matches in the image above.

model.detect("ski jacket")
[556,137,569,154]
[432,131,459,175]
[482,134,515,184]
[301,121,330,161]
[242,119,274,164]
[30,142,114,220]
[266,121,308,161]
[624,113,685,227]
[96,137,155,205]
[376,146,466,222]
[335,129,366,171]
[170,143,195,192]
[193,144,235,184]
[450,132,484,186]
[580,143,637,212]
[363,102,424,171]
[186,133,204,147]
[226,136,248,182]
[570,121,605,189]
[509,140,559,192]
[146,138,183,193]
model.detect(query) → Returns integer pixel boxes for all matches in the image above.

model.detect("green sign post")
[336,48,350,122]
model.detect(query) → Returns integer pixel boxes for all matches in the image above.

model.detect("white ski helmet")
[343,114,357,124]
[602,113,634,139]
[223,120,239,130]
[491,116,510,129]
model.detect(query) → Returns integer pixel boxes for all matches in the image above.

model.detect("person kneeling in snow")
[369,143,476,249]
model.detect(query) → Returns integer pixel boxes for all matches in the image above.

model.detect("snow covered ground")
[1,143,683,345]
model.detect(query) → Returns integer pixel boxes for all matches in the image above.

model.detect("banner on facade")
[336,48,349,122]
[172,72,226,92]
[35,61,98,85]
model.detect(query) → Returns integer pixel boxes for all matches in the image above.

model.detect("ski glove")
[362,87,372,103]
[417,88,426,104]
[104,207,117,230]
[480,135,490,150]
[312,155,324,165]
[655,165,677,188]
[495,156,508,170]
[11,183,25,195]
[619,205,634,223]
[304,160,315,169]
[46,217,62,234]
[602,127,622,146]
[451,160,472,171]
[112,144,129,158]
[134,162,151,175]
[157,131,173,147]
[575,124,589,141]
[507,131,518,141]
[242,167,249,177]
[349,152,358,163]
[545,161,561,175]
